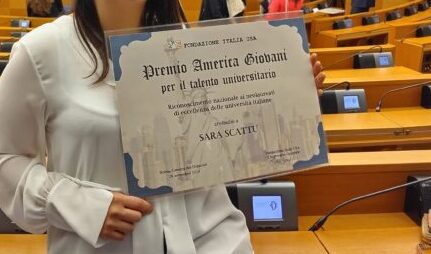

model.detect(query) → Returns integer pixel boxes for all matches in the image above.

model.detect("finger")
[315,72,326,89]
[118,208,143,223]
[313,61,323,77]
[112,221,135,235]
[310,53,318,67]
[122,196,153,215]
[105,231,126,241]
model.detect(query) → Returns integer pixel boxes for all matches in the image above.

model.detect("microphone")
[309,175,431,231]
[323,81,351,91]
[375,81,431,112]
[321,45,383,71]
[396,16,431,42]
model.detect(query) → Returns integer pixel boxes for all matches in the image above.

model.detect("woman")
[268,0,304,13]
[0,0,324,253]
[27,0,64,17]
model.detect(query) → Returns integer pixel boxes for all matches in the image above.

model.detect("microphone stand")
[309,175,431,231]
[375,81,431,112]
[323,81,351,91]
[321,45,383,71]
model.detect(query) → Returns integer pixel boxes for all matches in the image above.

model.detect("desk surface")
[0,214,423,254]
[403,37,431,47]
[317,227,421,254]
[321,212,418,230]
[0,52,10,59]
[319,23,392,39]
[323,111,400,133]
[323,107,431,150]
[381,108,431,129]
[324,67,431,110]
[324,66,429,84]
[322,111,401,149]
[0,234,46,254]
[251,231,327,254]
[252,213,422,254]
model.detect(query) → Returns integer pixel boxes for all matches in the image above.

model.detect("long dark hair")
[74,0,185,83]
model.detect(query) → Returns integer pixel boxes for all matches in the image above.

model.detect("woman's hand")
[310,53,325,95]
[100,192,153,241]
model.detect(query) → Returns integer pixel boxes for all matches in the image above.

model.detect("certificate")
[108,14,328,197]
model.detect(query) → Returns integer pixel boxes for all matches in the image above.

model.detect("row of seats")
[0,16,53,75]
[309,0,431,47]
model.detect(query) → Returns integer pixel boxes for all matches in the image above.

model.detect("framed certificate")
[107,12,328,197]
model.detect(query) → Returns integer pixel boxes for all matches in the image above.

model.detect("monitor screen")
[19,20,30,28]
[252,195,283,221]
[343,95,360,110]
[379,55,390,66]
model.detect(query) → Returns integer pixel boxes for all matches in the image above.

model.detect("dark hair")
[74,0,185,83]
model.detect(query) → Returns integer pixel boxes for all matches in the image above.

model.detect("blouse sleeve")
[0,42,114,248]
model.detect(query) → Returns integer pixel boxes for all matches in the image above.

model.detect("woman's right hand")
[100,192,153,241]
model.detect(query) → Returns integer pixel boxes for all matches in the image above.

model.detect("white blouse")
[0,15,253,254]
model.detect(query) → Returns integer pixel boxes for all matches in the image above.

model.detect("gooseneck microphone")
[375,81,431,112]
[323,81,351,91]
[321,45,383,71]
[308,175,431,231]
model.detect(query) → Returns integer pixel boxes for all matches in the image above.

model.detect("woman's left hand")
[310,53,325,95]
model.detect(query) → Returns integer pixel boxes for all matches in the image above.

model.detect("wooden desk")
[321,212,417,230]
[0,26,31,37]
[382,107,431,129]
[323,107,431,150]
[323,111,403,149]
[396,36,431,73]
[381,108,431,146]
[0,52,10,59]
[0,16,53,28]
[324,66,431,109]
[0,215,422,254]
[252,213,421,253]
[392,8,431,23]
[388,19,431,43]
[282,150,431,215]
[0,36,17,42]
[316,227,421,254]
[251,231,327,254]
[0,234,46,254]
[310,44,396,70]
[313,23,392,48]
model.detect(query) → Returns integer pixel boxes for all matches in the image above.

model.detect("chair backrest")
[0,41,14,52]
[0,60,8,75]
[0,210,25,233]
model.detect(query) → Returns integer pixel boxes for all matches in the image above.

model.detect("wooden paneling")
[0,0,27,16]
[277,150,431,215]
[311,44,396,69]
[181,0,202,22]
[375,0,414,9]
[324,67,431,110]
